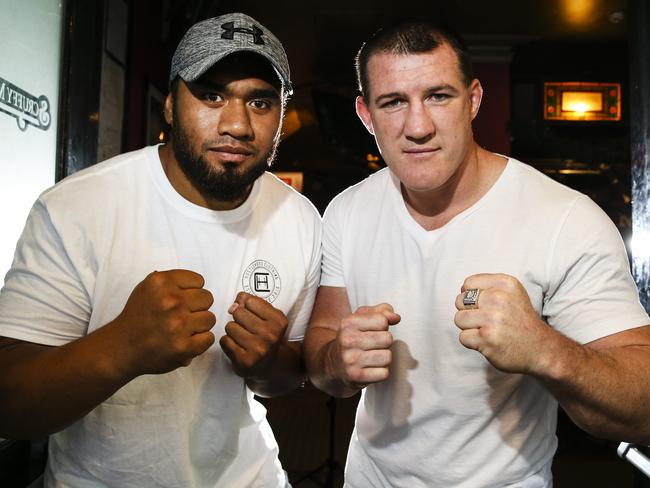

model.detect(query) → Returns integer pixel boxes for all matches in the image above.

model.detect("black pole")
[627,1,650,485]
[629,0,650,312]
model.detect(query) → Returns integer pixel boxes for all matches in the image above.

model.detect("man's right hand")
[114,269,216,377]
[330,303,400,390]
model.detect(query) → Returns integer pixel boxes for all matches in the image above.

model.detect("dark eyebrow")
[187,81,280,101]
[189,80,225,92]
[373,84,461,105]
[426,84,460,96]
[249,88,281,101]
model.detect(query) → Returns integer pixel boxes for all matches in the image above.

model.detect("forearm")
[304,326,361,398]
[0,324,133,439]
[246,341,306,398]
[536,332,650,443]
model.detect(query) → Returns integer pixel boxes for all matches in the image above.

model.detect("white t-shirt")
[320,159,649,488]
[0,145,322,488]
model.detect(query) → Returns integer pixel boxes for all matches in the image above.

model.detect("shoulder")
[39,146,153,208]
[259,172,321,222]
[260,171,319,216]
[324,168,391,218]
[502,158,594,215]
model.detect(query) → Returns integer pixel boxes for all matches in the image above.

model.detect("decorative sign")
[0,0,61,284]
[544,82,621,121]
[0,76,51,131]
[273,171,304,193]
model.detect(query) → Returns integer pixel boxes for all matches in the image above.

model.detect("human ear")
[355,96,375,135]
[468,79,483,121]
[164,93,174,126]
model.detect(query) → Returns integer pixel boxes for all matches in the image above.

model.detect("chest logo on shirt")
[242,259,281,303]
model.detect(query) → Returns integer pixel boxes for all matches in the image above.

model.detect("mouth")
[208,145,254,163]
[402,147,441,156]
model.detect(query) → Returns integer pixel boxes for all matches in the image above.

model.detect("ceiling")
[167,0,629,87]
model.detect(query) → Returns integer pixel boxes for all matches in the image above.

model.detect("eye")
[380,98,404,109]
[429,93,450,103]
[203,93,223,103]
[250,99,272,110]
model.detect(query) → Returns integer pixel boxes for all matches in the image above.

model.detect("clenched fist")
[114,269,216,377]
[454,273,554,374]
[220,292,289,379]
[331,303,400,390]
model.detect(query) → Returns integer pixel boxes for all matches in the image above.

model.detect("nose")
[404,101,434,143]
[218,100,253,140]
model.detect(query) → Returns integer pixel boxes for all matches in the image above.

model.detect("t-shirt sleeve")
[543,195,649,344]
[284,208,322,342]
[320,194,346,288]
[0,200,91,346]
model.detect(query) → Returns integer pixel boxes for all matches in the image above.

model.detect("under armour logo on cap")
[169,12,292,94]
[220,21,265,45]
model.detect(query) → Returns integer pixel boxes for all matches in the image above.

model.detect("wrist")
[529,326,581,382]
[96,318,140,383]
[324,340,361,397]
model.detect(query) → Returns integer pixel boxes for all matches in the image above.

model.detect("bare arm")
[0,270,216,440]
[454,273,650,444]
[304,286,400,398]
[0,331,134,440]
[537,325,650,444]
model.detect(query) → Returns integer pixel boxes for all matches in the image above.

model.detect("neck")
[401,145,506,231]
[158,143,251,211]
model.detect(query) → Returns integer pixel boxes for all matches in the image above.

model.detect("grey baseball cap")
[169,13,292,94]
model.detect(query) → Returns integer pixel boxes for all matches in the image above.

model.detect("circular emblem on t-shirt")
[242,259,281,303]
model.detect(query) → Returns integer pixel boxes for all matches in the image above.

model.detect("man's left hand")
[454,273,554,374]
[220,292,289,379]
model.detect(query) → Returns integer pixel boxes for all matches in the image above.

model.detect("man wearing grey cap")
[0,13,320,487]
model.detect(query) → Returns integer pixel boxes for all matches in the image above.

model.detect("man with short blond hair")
[305,20,650,487]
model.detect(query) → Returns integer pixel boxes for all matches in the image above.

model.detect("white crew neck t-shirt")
[0,145,322,487]
[321,159,649,488]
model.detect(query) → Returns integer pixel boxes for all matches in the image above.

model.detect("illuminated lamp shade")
[543,82,621,121]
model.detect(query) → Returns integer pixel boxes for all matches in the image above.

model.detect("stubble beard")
[170,117,279,204]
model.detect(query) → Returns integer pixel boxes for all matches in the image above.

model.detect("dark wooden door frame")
[56,0,105,181]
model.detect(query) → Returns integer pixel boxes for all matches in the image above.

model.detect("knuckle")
[348,368,365,383]
[204,332,216,348]
[339,330,358,349]
[340,317,355,331]
[153,270,174,289]
[194,271,206,288]
[339,332,355,349]
[376,369,390,382]
[251,342,268,359]
[171,338,187,357]
[278,315,289,329]
[383,331,394,348]
[341,350,358,368]
[206,311,217,327]
[160,294,181,313]
[376,303,392,313]
[355,306,371,315]
[224,321,238,335]
[242,354,258,370]
[478,325,492,340]
[204,290,215,308]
